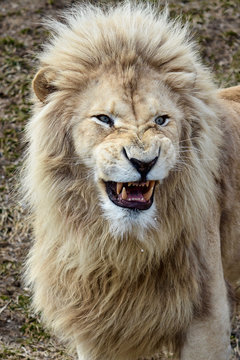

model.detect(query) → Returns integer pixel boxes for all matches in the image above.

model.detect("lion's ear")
[32,67,57,102]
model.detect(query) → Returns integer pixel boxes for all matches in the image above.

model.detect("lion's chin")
[105,180,156,210]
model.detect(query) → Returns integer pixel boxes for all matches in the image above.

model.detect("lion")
[22,2,240,360]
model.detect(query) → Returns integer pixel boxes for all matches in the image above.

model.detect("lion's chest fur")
[30,214,209,358]
[73,251,205,359]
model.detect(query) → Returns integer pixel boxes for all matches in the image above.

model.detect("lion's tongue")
[122,187,146,203]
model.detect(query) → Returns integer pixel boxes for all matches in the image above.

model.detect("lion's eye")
[93,114,114,127]
[155,115,169,127]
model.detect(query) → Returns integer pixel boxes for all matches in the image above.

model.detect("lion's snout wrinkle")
[123,142,160,163]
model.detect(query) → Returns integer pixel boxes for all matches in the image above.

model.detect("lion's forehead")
[79,71,181,128]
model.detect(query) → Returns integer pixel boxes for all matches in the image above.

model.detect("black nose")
[122,147,159,179]
[129,157,158,178]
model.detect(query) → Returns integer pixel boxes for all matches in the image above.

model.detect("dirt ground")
[0,0,240,359]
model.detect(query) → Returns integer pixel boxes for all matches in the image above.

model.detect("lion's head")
[25,3,221,242]
[70,67,184,234]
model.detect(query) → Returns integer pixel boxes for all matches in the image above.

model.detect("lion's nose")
[123,148,158,179]
[129,157,158,178]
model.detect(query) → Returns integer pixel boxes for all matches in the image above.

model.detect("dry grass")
[0,0,239,358]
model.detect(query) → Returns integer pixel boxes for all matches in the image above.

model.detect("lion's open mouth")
[105,180,156,210]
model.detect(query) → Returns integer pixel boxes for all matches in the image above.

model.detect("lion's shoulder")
[218,85,240,104]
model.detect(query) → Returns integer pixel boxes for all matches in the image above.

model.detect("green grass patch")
[0,36,24,48]
[20,28,32,35]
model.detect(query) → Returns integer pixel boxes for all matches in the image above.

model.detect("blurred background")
[0,0,239,358]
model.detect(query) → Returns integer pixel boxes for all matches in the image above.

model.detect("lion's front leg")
[180,278,231,360]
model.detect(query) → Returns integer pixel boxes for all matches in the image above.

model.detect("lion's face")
[71,68,183,233]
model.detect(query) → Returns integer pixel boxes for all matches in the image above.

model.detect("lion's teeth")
[117,182,123,195]
[143,186,154,201]
[128,182,132,186]
[146,181,149,187]
[150,180,155,188]
[122,187,127,200]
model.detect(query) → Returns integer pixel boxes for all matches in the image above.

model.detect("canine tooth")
[143,186,154,201]
[122,187,127,200]
[117,182,123,195]
[150,180,155,188]
[146,181,150,187]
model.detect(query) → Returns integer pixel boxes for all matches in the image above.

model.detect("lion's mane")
[22,3,225,359]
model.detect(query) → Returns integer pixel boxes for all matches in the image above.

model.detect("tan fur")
[22,3,240,359]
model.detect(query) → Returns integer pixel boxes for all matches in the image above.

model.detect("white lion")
[23,2,240,359]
